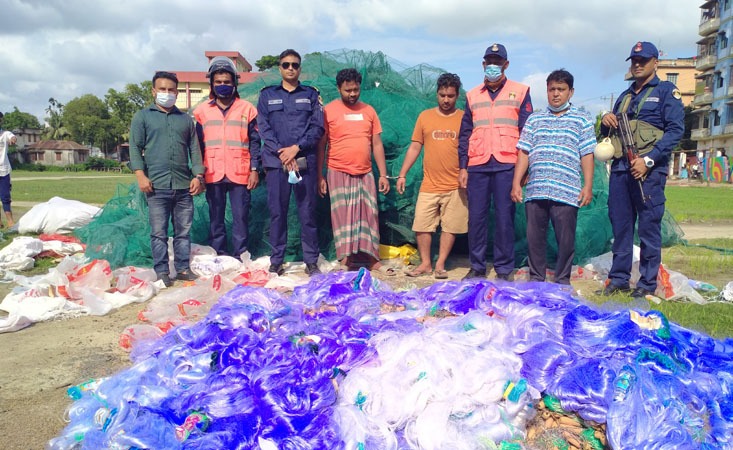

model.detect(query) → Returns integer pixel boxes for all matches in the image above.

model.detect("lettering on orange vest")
[193,98,257,184]
[466,79,529,166]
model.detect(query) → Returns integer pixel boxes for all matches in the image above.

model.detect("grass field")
[11,172,135,205]
[665,184,733,223]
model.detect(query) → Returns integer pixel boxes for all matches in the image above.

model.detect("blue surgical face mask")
[288,170,302,184]
[214,85,235,98]
[548,101,571,112]
[484,64,503,82]
[156,92,176,108]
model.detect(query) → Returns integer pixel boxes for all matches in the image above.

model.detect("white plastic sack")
[722,281,733,302]
[17,197,100,234]
[0,236,44,270]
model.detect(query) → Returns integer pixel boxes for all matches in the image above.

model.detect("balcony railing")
[695,54,718,70]
[691,128,711,139]
[693,92,714,105]
[725,124,733,135]
[699,17,720,36]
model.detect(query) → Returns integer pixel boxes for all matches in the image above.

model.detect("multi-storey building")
[692,0,732,158]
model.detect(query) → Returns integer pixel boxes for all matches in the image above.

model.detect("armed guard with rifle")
[598,41,684,300]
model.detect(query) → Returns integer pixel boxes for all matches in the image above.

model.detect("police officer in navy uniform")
[600,41,684,298]
[257,49,324,276]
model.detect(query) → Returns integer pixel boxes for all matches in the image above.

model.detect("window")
[726,0,731,10]
[718,73,725,88]
[55,152,62,161]
[666,73,678,85]
[714,110,721,126]
[30,153,38,161]
[703,114,710,128]
[727,104,733,124]
[721,32,729,50]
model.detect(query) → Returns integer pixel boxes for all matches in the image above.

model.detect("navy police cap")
[626,41,659,60]
[484,43,507,60]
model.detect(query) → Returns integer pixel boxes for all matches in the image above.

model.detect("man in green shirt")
[129,71,206,287]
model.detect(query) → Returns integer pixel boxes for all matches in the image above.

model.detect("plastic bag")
[656,265,705,304]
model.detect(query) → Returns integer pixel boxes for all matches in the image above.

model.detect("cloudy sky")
[0,0,699,124]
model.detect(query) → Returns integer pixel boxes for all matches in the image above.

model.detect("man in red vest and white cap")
[194,56,260,260]
[458,43,533,280]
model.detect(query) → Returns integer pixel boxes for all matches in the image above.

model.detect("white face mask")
[156,92,176,108]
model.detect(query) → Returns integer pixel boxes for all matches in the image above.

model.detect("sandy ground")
[0,221,730,449]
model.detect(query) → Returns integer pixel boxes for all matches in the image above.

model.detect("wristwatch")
[195,174,205,183]
[643,157,655,168]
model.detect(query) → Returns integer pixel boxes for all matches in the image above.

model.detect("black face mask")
[214,85,235,98]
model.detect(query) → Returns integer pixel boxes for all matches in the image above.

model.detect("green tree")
[43,98,69,140]
[1,107,41,130]
[255,55,279,71]
[62,94,111,153]
[105,81,153,140]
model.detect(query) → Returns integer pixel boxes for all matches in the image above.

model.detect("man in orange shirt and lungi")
[317,68,395,275]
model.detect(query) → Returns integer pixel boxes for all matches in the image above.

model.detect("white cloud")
[0,0,700,122]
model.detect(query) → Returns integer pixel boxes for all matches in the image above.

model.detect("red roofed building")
[170,51,262,111]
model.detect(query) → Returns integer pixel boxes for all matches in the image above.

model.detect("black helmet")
[207,56,239,86]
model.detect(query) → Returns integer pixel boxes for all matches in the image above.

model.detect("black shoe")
[269,263,284,276]
[630,287,654,299]
[176,270,198,282]
[304,263,321,276]
[156,272,173,288]
[596,283,631,296]
[462,269,486,280]
[496,273,511,281]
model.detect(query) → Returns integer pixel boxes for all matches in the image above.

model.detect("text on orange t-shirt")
[411,108,464,193]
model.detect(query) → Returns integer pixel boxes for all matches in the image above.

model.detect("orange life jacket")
[465,79,529,165]
[193,98,257,184]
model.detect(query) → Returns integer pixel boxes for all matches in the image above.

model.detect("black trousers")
[525,199,578,284]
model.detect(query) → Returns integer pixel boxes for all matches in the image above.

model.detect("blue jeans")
[146,189,193,275]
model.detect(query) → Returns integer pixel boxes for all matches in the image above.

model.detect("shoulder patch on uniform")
[318,95,324,106]
[672,89,682,100]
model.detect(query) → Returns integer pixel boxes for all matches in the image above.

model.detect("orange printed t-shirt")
[411,108,464,193]
[324,100,382,175]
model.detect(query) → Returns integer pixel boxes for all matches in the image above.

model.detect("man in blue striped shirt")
[511,69,595,284]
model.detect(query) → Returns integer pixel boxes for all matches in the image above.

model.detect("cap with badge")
[626,41,659,60]
[484,43,507,60]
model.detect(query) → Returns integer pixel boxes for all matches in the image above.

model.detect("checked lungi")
[327,169,380,260]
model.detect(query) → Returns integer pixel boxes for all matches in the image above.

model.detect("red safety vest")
[465,79,529,165]
[193,98,257,184]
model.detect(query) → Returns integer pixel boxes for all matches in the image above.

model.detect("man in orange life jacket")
[458,43,533,280]
[193,56,260,260]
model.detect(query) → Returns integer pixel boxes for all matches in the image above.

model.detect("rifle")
[616,112,651,204]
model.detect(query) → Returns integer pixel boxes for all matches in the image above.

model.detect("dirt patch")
[678,222,733,240]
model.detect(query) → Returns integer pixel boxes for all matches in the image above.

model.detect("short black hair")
[152,71,179,87]
[546,69,574,89]
[336,68,362,87]
[437,73,461,92]
[279,49,301,62]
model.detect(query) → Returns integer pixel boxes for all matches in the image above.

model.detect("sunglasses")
[280,62,301,70]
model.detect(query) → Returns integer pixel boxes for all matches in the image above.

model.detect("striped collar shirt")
[516,106,596,207]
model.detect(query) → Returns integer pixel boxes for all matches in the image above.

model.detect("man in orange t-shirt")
[396,73,467,279]
[317,68,394,275]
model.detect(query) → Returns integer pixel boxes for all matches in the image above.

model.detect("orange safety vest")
[465,79,529,165]
[193,98,257,184]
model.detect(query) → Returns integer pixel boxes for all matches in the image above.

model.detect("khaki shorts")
[412,189,468,234]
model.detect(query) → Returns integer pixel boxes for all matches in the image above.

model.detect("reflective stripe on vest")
[466,79,529,165]
[193,98,258,184]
